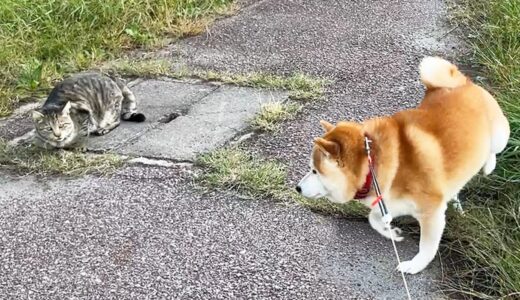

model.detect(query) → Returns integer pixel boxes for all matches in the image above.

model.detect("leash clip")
[364,136,372,154]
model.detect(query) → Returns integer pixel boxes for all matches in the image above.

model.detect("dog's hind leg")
[483,153,497,175]
[451,194,464,214]
[489,108,510,155]
[482,113,507,175]
[479,86,510,176]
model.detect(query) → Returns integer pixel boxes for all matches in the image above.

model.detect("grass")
[106,58,330,101]
[199,70,329,101]
[0,0,235,117]
[251,102,302,132]
[197,148,368,217]
[198,148,287,199]
[0,139,123,176]
[444,0,520,298]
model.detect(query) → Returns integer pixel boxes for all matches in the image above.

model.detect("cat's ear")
[32,110,44,121]
[61,101,71,115]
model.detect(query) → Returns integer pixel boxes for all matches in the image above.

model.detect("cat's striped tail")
[122,112,146,122]
[120,84,146,122]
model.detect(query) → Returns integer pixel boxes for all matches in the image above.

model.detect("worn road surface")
[0,0,466,299]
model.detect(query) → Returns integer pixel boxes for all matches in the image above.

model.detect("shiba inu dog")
[296,57,510,274]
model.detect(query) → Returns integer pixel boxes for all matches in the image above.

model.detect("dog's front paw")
[397,259,427,274]
[390,227,404,242]
[383,226,404,242]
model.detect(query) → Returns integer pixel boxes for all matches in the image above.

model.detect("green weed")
[445,0,520,297]
[0,139,123,176]
[199,71,329,101]
[107,59,329,101]
[197,148,367,217]
[251,102,302,132]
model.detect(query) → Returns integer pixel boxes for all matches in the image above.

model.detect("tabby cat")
[32,72,145,150]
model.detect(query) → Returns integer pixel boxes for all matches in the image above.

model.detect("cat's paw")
[94,129,110,136]
[63,143,87,152]
[76,146,88,152]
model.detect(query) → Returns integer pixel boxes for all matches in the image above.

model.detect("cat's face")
[32,102,75,143]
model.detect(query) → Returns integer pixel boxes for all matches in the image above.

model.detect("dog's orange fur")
[315,60,507,209]
[306,57,510,273]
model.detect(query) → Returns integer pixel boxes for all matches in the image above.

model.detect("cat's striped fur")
[32,72,145,150]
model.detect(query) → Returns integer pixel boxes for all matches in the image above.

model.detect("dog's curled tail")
[419,56,468,90]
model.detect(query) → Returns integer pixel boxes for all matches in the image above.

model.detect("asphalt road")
[0,165,441,299]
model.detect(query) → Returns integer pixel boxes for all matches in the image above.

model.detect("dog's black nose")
[295,186,302,193]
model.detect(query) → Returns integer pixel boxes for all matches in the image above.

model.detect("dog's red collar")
[354,134,374,200]
[353,161,373,200]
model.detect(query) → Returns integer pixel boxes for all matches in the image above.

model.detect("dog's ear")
[314,137,339,158]
[319,120,335,133]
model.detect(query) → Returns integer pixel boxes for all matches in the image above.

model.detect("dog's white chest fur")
[385,197,418,218]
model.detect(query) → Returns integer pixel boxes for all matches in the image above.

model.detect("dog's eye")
[312,169,317,174]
